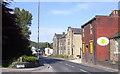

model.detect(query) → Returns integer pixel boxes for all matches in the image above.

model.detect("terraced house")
[53,33,62,55]
[81,10,120,65]
[66,27,82,59]
[59,32,66,55]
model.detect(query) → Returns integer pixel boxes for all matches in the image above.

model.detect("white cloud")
[51,10,70,15]
[76,3,90,10]
[30,27,66,42]
[50,3,91,15]
[40,27,65,35]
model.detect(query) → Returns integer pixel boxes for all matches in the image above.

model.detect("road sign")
[97,37,109,46]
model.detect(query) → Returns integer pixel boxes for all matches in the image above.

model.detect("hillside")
[30,41,53,49]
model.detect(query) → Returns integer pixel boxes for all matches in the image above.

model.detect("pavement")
[1,65,46,72]
[1,61,51,72]
[68,59,118,72]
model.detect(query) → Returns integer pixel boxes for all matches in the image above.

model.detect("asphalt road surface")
[39,56,118,74]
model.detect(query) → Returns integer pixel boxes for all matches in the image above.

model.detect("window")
[82,44,85,53]
[90,24,93,35]
[83,33,84,37]
[90,24,92,28]
[68,41,70,45]
[90,42,94,53]
[83,29,84,32]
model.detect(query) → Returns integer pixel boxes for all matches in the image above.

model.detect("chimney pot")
[111,10,118,17]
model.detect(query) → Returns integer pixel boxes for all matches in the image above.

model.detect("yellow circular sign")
[97,37,109,46]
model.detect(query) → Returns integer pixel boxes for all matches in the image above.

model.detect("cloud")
[76,3,90,10]
[30,27,66,42]
[51,10,70,15]
[50,3,91,15]
[40,27,66,35]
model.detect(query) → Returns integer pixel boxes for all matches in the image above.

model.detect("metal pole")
[38,0,40,59]
[47,42,48,48]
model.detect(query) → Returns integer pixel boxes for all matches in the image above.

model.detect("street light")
[37,0,40,59]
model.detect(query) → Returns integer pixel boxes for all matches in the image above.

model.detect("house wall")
[53,37,57,55]
[95,16,119,61]
[82,11,119,63]
[66,28,73,56]
[53,36,59,55]
[73,34,82,58]
[66,27,82,59]
[82,22,95,63]
[59,38,62,55]
[62,37,66,55]
[110,38,120,61]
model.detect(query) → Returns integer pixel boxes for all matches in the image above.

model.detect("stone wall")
[12,60,43,68]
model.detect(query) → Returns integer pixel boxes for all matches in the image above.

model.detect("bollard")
[20,57,22,62]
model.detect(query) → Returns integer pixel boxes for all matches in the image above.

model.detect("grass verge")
[48,55,68,59]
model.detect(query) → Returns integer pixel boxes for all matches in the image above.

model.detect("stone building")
[59,32,66,55]
[66,27,82,59]
[53,33,62,55]
[110,32,120,63]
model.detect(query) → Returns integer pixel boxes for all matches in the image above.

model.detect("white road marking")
[65,64,68,65]
[49,66,52,68]
[71,66,74,67]
[80,69,88,72]
[80,69,91,74]
[65,64,74,67]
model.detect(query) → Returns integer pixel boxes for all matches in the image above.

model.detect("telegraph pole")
[37,0,40,59]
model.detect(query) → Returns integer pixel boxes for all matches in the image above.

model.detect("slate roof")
[55,34,62,38]
[110,31,120,39]
[71,28,82,34]
[61,34,66,38]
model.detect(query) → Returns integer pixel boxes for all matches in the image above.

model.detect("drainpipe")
[94,18,97,65]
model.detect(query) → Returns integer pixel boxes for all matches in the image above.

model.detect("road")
[38,56,118,74]
[2,56,118,74]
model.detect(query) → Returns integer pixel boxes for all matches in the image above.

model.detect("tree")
[30,41,53,49]
[50,43,53,49]
[14,8,32,39]
[2,2,32,67]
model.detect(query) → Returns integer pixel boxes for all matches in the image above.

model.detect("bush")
[48,55,68,58]
[19,55,39,62]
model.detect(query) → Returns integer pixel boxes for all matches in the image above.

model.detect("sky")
[9,1,119,43]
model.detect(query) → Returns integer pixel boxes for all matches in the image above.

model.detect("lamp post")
[37,0,40,59]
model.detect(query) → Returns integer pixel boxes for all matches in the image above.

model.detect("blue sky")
[9,2,118,43]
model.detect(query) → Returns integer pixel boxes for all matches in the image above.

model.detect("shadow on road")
[40,56,65,65]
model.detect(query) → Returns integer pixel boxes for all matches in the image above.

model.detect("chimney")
[68,26,71,29]
[68,26,71,31]
[110,10,118,17]
[63,32,65,35]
